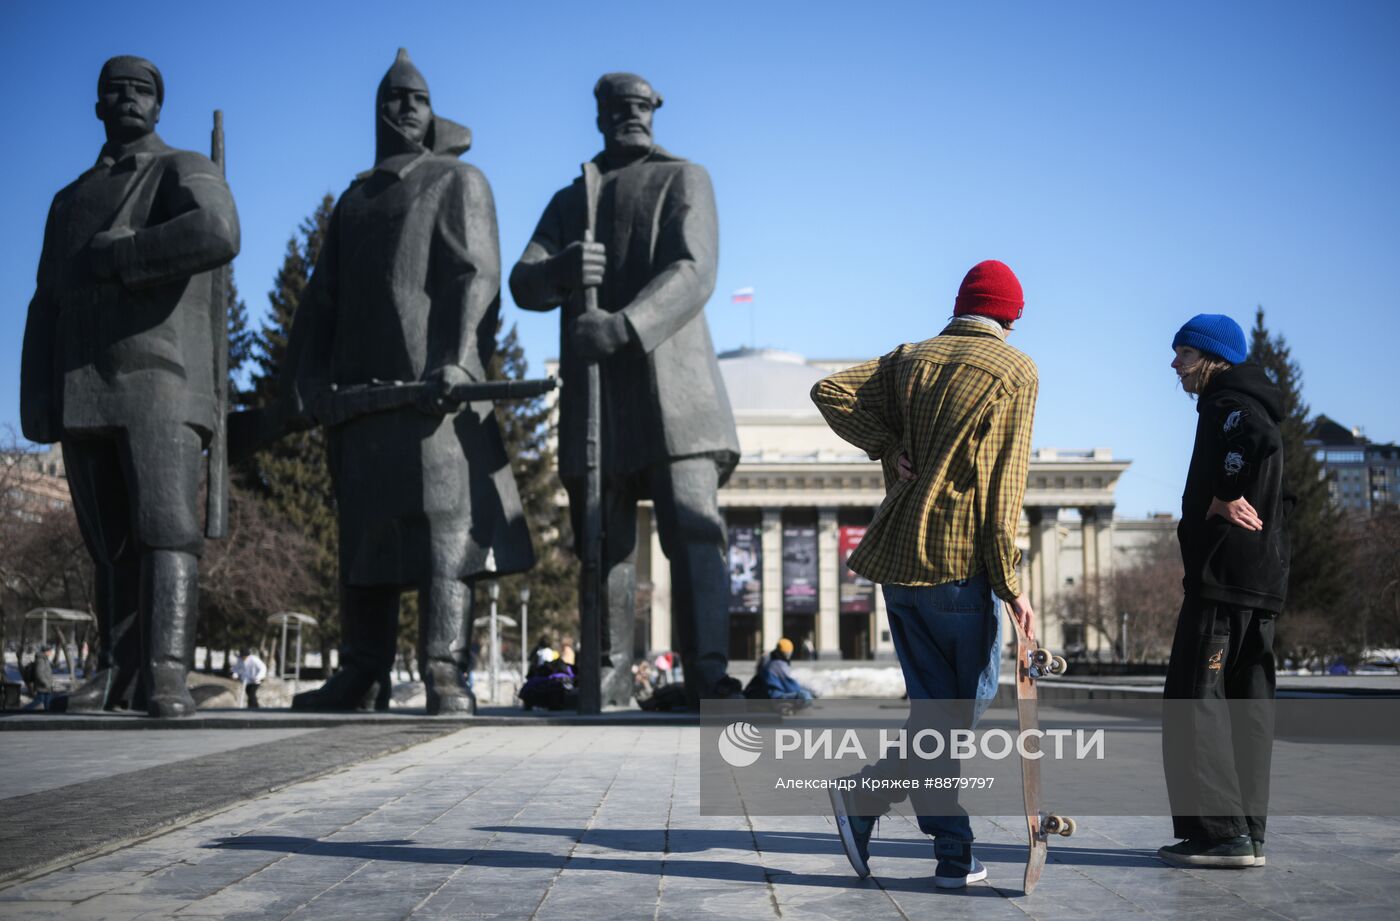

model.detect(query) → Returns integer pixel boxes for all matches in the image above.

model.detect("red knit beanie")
[954,260,1024,324]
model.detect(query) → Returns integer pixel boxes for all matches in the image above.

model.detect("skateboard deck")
[1008,612,1072,894]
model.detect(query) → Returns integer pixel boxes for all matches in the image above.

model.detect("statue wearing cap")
[19,56,240,718]
[510,72,739,708]
[280,49,533,713]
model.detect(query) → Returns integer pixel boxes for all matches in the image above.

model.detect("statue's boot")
[54,669,128,713]
[141,549,200,719]
[422,577,472,715]
[292,664,381,711]
[294,584,398,712]
[59,560,141,713]
[675,542,733,709]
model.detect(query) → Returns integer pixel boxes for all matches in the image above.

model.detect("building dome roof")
[717,348,826,414]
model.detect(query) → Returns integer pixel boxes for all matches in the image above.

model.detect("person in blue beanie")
[1159,313,1292,869]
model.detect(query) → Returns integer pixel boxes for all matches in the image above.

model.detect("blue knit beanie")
[1172,314,1247,364]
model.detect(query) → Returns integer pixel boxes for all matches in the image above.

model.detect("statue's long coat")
[520,147,740,481]
[21,132,239,444]
[287,151,533,586]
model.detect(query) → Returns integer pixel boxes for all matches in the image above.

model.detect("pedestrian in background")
[236,648,267,709]
[30,645,55,711]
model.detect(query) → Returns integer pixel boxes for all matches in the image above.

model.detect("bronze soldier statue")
[510,73,739,707]
[20,56,240,717]
[283,49,534,714]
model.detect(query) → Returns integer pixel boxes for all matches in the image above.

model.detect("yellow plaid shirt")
[811,317,1038,600]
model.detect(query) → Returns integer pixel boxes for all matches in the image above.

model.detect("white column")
[648,507,671,652]
[817,507,841,658]
[1080,509,1098,593]
[760,507,783,652]
[1095,506,1115,586]
[1029,507,1060,641]
[1027,508,1046,609]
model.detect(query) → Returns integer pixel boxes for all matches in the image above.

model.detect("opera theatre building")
[553,348,1173,663]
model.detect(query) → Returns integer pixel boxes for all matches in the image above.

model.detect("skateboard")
[1008,612,1074,894]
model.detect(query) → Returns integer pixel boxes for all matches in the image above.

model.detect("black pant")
[1162,598,1276,842]
[246,683,261,709]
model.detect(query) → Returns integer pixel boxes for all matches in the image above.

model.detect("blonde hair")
[1179,354,1232,396]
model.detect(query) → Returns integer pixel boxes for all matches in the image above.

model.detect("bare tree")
[1,432,93,655]
[1109,534,1184,663]
[197,483,321,667]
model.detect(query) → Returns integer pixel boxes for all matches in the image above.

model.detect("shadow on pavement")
[206,828,1158,891]
[474,826,1160,867]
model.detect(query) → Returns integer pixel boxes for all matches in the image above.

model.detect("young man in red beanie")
[811,260,1038,887]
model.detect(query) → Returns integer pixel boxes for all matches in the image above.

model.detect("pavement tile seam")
[158,727,543,913]
[731,765,873,921]
[0,725,459,889]
[525,728,647,921]
[405,725,584,919]
[651,727,683,921]
[1053,819,1303,921]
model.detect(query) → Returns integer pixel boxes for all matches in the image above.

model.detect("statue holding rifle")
[20,56,240,717]
[510,73,739,708]
[280,49,537,713]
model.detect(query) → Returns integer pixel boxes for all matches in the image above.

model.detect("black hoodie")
[1178,363,1294,613]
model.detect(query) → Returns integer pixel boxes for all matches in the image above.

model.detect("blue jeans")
[863,575,1002,842]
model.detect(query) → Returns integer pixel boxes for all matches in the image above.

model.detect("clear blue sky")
[3,1,1397,518]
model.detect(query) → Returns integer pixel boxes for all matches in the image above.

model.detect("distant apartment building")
[1,445,70,521]
[1308,415,1400,516]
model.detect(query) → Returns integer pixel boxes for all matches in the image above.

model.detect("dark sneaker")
[1158,836,1255,868]
[829,785,875,878]
[934,840,987,888]
[1252,839,1265,867]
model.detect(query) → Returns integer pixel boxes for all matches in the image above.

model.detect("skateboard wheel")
[1060,817,1076,837]
[1031,649,1051,668]
[1043,815,1062,834]
[1048,656,1068,676]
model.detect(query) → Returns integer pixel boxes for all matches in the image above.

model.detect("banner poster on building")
[838,525,875,614]
[782,525,819,615]
[728,526,762,615]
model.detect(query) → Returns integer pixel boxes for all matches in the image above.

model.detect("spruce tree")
[1249,307,1347,629]
[225,272,255,397]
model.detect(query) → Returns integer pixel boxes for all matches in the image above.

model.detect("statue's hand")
[550,240,606,291]
[570,311,631,361]
[87,228,134,281]
[420,364,474,415]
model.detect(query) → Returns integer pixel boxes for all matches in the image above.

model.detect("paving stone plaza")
[2,721,1397,921]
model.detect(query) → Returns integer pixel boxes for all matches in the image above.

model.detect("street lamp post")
[488,581,500,704]
[519,585,531,684]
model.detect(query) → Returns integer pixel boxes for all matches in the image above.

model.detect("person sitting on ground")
[531,635,557,667]
[633,659,655,700]
[760,638,814,701]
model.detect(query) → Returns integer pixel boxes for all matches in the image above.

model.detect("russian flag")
[731,287,755,304]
